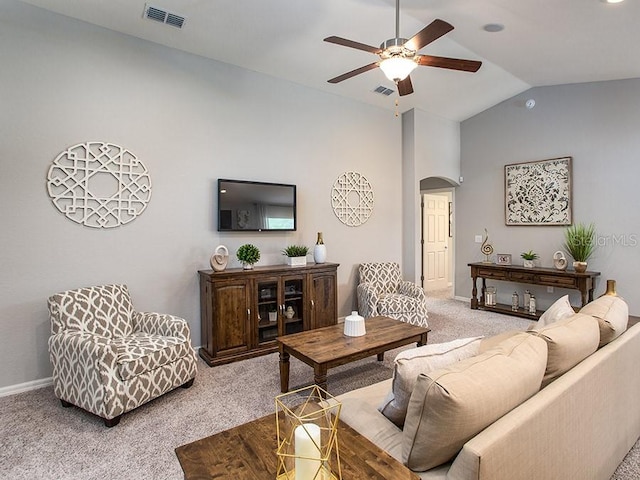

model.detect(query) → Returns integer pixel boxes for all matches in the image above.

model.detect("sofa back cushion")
[378,336,482,427]
[579,295,628,347]
[528,312,599,387]
[402,332,548,471]
[48,284,134,338]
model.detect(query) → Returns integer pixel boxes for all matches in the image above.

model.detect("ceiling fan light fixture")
[379,56,417,82]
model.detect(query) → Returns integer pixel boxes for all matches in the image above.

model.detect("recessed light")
[601,0,624,3]
[483,23,504,33]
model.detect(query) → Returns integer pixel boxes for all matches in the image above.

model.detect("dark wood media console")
[468,262,600,320]
[198,262,339,366]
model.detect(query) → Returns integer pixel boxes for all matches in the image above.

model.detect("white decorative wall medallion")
[331,171,374,227]
[47,142,152,228]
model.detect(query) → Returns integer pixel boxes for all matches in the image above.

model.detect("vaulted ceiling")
[19,0,640,121]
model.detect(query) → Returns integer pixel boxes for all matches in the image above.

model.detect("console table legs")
[471,274,479,309]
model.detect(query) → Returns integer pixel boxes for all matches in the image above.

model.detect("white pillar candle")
[294,423,322,480]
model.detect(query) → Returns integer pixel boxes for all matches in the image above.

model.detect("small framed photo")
[496,254,512,265]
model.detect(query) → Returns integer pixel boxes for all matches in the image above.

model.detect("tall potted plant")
[563,222,596,273]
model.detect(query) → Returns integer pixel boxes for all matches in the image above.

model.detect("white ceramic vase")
[313,244,327,264]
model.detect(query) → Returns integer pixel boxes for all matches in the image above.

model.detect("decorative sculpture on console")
[553,250,568,271]
[481,228,494,263]
[210,245,229,272]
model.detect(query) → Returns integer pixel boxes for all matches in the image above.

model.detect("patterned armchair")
[47,284,197,427]
[357,262,428,328]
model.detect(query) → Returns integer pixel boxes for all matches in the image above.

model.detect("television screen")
[218,179,296,231]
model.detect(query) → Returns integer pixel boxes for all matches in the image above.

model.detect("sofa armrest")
[357,283,379,318]
[398,281,426,301]
[133,312,191,342]
[48,331,119,417]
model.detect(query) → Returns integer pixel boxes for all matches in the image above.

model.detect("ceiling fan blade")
[397,76,414,96]
[324,36,382,54]
[405,19,454,52]
[328,62,379,84]
[418,55,482,72]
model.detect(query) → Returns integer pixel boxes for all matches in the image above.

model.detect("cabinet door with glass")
[255,278,280,345]
[281,275,306,336]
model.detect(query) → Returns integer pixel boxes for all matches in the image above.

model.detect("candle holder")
[275,385,342,480]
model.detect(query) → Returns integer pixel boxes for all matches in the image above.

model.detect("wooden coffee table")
[277,316,430,395]
[175,411,419,479]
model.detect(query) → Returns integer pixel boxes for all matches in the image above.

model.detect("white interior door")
[423,193,450,291]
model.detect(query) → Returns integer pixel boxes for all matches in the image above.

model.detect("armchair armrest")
[357,282,379,319]
[133,312,191,342]
[398,281,426,301]
[48,331,119,417]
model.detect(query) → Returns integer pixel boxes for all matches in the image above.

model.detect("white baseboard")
[0,377,52,398]
[454,295,471,302]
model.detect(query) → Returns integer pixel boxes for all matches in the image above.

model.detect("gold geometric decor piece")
[275,385,342,480]
[47,142,152,228]
[331,171,374,227]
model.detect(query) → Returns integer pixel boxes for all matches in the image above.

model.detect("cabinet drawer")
[478,269,507,279]
[537,275,578,288]
[508,272,535,282]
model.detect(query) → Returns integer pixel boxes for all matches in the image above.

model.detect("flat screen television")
[218,179,296,231]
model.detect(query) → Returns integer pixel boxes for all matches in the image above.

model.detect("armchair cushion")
[113,332,193,381]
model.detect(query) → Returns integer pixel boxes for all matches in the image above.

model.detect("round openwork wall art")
[47,142,152,228]
[331,171,374,227]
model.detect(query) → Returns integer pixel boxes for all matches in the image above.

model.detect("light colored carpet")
[0,291,638,479]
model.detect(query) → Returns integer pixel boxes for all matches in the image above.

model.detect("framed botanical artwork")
[496,253,512,265]
[505,157,572,226]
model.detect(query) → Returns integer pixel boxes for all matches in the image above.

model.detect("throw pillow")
[402,332,548,471]
[378,337,482,427]
[579,295,628,347]
[537,295,574,327]
[528,312,599,387]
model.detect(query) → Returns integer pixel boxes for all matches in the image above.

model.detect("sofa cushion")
[378,337,482,427]
[579,295,628,347]
[528,312,599,387]
[402,332,547,471]
[113,332,191,381]
[478,330,520,353]
[537,295,575,327]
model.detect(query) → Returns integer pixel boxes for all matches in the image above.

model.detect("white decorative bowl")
[344,311,366,337]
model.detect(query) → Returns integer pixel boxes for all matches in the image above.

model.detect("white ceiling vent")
[143,4,185,29]
[374,85,394,96]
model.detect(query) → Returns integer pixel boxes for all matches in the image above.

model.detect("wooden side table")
[175,412,419,479]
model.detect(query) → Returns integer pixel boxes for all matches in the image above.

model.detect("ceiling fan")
[324,0,482,96]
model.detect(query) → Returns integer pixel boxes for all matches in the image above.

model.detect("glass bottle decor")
[529,294,537,315]
[523,290,531,309]
[511,292,519,312]
[313,232,327,264]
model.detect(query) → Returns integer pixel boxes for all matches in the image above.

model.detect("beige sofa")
[333,296,640,480]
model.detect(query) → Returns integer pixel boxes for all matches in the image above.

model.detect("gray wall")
[456,79,640,314]
[0,1,404,390]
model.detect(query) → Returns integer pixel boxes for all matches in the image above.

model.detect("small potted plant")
[236,243,260,270]
[282,245,309,267]
[563,222,596,273]
[521,250,538,268]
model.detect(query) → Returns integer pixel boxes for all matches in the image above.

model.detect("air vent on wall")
[143,4,185,29]
[374,85,394,96]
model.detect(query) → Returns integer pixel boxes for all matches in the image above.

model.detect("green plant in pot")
[563,222,596,273]
[282,245,309,266]
[520,250,538,268]
[236,244,260,270]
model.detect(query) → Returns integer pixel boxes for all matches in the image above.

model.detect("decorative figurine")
[481,228,494,263]
[210,245,229,272]
[553,250,568,271]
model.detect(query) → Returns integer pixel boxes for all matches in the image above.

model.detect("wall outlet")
[475,235,483,243]
[547,286,554,293]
